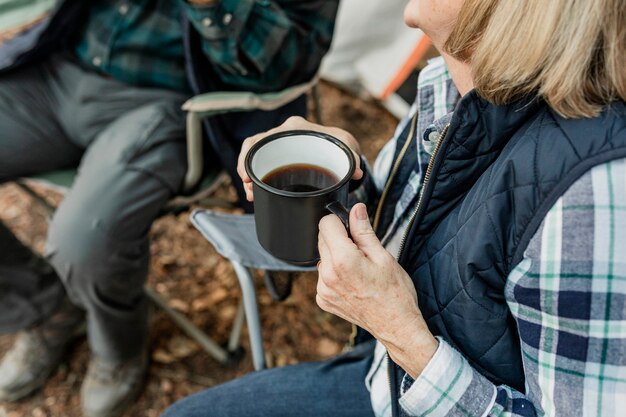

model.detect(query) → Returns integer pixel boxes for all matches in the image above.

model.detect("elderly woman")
[164,0,626,416]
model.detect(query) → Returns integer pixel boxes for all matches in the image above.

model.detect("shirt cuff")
[182,0,255,41]
[399,338,497,417]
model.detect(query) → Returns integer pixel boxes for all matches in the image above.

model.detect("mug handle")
[325,201,351,238]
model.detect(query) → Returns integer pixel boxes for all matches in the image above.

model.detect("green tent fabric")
[0,0,56,32]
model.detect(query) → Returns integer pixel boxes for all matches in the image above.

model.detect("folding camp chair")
[14,78,320,368]
[191,210,314,370]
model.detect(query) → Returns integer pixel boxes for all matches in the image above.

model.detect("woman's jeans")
[162,341,377,417]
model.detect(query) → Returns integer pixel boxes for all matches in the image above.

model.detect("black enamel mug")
[245,130,355,265]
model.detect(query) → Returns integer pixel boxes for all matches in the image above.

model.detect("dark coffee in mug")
[261,163,339,193]
[245,130,356,265]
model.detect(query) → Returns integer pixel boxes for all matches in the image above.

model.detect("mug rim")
[245,129,356,198]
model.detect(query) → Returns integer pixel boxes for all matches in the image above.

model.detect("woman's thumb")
[349,203,382,256]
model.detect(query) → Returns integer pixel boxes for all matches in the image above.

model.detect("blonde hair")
[445,0,626,118]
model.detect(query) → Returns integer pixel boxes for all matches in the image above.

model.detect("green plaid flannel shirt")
[75,0,337,92]
[367,57,626,417]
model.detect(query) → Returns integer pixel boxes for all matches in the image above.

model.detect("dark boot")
[0,298,85,401]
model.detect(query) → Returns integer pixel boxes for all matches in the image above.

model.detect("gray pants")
[0,55,187,362]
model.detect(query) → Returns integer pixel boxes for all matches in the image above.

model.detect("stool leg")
[227,300,245,352]
[231,262,266,370]
[145,287,230,364]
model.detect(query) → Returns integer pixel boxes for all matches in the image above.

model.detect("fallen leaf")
[275,354,288,367]
[160,378,174,394]
[218,305,237,321]
[152,349,176,364]
[191,287,230,312]
[208,287,229,303]
[317,338,341,357]
[159,255,178,266]
[32,408,47,417]
[167,335,199,359]
[191,297,211,312]
[168,299,189,313]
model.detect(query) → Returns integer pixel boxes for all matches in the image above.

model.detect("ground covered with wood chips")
[0,82,398,417]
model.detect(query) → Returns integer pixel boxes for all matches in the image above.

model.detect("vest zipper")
[387,353,399,417]
[389,122,450,417]
[349,119,452,416]
[348,113,419,348]
[396,123,450,260]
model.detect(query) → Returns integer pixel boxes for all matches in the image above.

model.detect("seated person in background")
[0,1,339,416]
[163,0,626,416]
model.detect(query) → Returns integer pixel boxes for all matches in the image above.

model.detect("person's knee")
[45,206,148,307]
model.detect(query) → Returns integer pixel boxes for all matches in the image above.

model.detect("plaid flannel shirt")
[75,0,337,92]
[367,57,626,417]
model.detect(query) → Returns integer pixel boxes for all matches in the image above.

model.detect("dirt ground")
[0,82,399,417]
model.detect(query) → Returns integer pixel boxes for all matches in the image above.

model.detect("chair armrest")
[182,77,317,117]
[182,77,318,191]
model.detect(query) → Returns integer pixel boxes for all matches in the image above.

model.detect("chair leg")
[311,84,323,124]
[231,262,266,371]
[227,300,245,352]
[145,287,231,364]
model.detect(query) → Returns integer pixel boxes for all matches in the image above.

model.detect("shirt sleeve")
[181,0,339,91]
[399,339,534,417]
[399,157,626,417]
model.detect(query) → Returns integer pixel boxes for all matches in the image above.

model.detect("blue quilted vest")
[377,92,626,411]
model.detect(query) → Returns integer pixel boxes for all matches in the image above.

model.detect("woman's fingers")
[237,136,256,183]
[318,230,331,261]
[319,213,355,250]
[237,117,365,202]
[244,182,254,202]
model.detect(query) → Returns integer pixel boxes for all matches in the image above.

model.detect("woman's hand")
[317,203,439,378]
[236,116,364,202]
